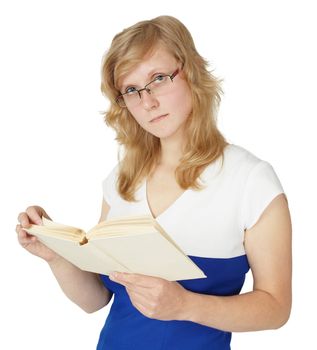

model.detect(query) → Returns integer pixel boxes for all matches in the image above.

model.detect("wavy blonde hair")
[101,15,228,202]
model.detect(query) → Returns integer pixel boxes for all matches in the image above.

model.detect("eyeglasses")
[116,69,179,108]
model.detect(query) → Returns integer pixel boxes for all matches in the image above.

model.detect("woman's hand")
[16,206,58,262]
[109,272,190,321]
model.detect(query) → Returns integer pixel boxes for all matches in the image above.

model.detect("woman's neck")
[158,134,186,169]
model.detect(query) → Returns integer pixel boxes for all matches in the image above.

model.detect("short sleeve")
[240,161,285,230]
[102,165,119,206]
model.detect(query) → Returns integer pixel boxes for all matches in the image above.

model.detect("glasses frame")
[116,68,179,108]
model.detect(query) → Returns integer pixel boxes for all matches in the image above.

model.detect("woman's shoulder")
[200,143,260,183]
[200,143,270,183]
[224,143,265,170]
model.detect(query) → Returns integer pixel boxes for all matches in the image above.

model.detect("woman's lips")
[150,114,168,123]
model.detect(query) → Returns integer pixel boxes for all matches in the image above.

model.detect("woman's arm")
[17,199,113,313]
[48,255,111,314]
[181,193,292,331]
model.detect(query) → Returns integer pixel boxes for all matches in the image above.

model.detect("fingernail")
[109,272,119,280]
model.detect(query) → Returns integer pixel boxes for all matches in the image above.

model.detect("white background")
[1,0,316,348]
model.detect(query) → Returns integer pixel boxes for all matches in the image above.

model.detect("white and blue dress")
[97,144,285,350]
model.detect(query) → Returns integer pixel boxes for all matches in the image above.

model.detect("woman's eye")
[154,75,165,82]
[126,87,137,94]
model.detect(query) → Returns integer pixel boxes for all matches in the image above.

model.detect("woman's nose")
[140,89,159,110]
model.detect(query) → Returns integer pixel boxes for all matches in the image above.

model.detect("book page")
[87,215,155,238]
[27,234,130,275]
[42,217,86,239]
[89,231,206,281]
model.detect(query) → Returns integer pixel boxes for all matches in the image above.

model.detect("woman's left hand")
[109,272,190,321]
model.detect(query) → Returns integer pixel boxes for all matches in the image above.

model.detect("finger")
[17,212,32,228]
[16,224,37,244]
[125,287,151,308]
[110,278,162,300]
[110,272,161,288]
[109,276,134,289]
[125,285,150,300]
[33,206,51,221]
[25,206,44,225]
[109,272,148,289]
[16,223,34,239]
[125,293,154,319]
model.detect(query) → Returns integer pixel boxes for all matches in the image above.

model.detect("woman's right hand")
[16,206,58,263]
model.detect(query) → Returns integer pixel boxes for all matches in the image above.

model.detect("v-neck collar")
[140,144,231,220]
[142,178,190,220]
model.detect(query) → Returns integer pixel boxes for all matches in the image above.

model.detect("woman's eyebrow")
[120,67,168,91]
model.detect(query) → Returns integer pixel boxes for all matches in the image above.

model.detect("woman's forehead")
[119,48,177,88]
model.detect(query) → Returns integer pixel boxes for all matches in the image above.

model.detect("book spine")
[79,237,88,245]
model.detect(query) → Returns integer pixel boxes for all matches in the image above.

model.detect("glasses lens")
[117,92,141,108]
[124,92,141,108]
[147,75,172,95]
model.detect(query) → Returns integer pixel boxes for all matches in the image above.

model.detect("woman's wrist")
[177,289,200,322]
[47,253,65,268]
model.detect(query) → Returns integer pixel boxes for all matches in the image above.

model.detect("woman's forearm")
[181,289,291,332]
[48,256,112,313]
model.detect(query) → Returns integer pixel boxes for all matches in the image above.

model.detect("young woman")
[16,15,292,349]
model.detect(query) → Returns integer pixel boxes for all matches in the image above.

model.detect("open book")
[24,215,206,281]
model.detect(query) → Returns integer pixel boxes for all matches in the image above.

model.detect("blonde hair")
[101,15,228,201]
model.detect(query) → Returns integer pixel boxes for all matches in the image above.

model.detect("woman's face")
[118,47,193,141]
